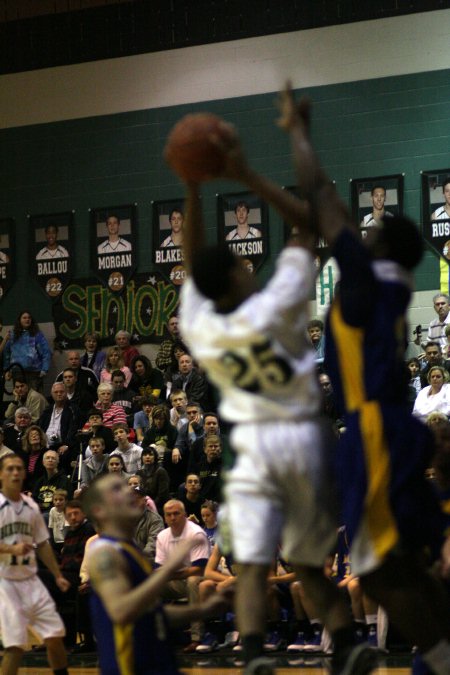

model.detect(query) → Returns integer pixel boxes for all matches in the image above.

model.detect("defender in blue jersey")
[279,84,450,675]
[82,475,227,675]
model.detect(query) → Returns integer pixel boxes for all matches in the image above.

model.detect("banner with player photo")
[91,204,137,293]
[218,191,268,272]
[421,169,450,265]
[52,270,179,349]
[283,185,331,266]
[350,174,404,238]
[29,211,73,299]
[0,219,14,299]
[152,199,186,286]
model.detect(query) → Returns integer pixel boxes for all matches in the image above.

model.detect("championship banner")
[152,199,186,286]
[0,218,15,299]
[350,174,404,239]
[29,211,73,299]
[91,204,137,293]
[422,170,450,266]
[52,272,179,349]
[218,191,268,272]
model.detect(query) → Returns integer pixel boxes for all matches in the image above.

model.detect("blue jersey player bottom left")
[90,536,180,675]
[82,474,228,675]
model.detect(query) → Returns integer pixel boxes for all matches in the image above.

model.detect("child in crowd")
[80,409,115,455]
[75,437,109,497]
[48,488,69,555]
[127,474,158,513]
[407,357,422,395]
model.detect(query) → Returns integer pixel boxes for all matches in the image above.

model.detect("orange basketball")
[164,113,232,182]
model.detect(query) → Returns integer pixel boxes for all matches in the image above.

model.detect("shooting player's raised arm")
[213,121,315,252]
[182,182,204,275]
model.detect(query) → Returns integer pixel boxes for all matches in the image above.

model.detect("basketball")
[164,113,233,182]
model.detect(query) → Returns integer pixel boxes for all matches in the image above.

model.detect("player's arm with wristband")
[183,181,205,275]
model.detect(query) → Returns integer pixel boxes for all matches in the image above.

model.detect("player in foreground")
[0,454,70,675]
[278,85,450,675]
[177,124,375,674]
[82,474,228,675]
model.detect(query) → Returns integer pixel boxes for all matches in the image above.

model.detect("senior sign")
[53,272,179,349]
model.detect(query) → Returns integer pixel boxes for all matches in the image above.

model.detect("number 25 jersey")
[180,247,320,423]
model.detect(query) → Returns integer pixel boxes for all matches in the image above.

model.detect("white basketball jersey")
[0,494,49,580]
[180,247,320,423]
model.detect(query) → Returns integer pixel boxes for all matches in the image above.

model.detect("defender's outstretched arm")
[278,83,358,244]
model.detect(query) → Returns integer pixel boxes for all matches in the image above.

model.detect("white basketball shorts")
[224,419,338,566]
[0,576,65,649]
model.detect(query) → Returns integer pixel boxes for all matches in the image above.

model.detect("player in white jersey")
[0,454,70,675]
[178,119,373,675]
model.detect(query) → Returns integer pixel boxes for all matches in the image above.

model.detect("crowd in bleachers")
[0,297,448,657]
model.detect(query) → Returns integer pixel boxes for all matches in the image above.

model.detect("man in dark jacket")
[77,409,115,455]
[32,449,73,514]
[3,407,33,453]
[196,435,223,503]
[38,382,81,470]
[172,355,209,410]
[59,500,95,650]
[165,402,204,493]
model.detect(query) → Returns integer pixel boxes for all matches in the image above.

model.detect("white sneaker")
[287,631,307,652]
[221,631,239,648]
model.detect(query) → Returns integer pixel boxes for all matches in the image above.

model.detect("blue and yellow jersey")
[324,230,440,569]
[90,535,180,675]
[325,230,411,413]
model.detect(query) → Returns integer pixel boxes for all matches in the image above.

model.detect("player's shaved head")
[191,243,258,312]
[81,474,110,524]
[374,215,423,270]
[191,244,238,301]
